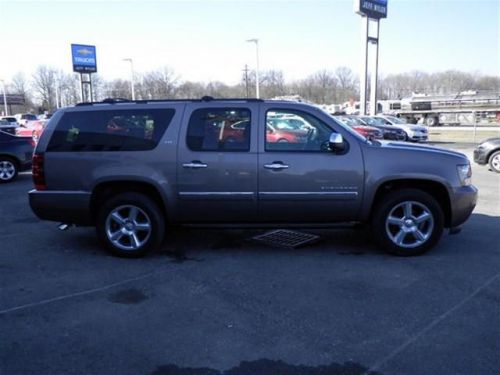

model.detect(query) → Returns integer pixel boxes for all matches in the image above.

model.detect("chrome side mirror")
[329,132,345,152]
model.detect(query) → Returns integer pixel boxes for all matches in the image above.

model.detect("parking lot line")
[0,270,158,315]
[364,271,500,374]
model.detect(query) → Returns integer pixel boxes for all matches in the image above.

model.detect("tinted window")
[47,109,174,152]
[266,110,332,152]
[187,108,250,151]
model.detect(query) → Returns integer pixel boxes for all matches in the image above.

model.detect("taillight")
[32,153,47,190]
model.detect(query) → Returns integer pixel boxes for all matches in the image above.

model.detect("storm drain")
[252,229,320,249]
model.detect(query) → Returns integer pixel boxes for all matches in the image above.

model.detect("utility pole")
[123,58,135,100]
[246,38,260,98]
[0,79,8,116]
[243,64,249,98]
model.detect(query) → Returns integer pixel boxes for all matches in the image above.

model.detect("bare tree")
[32,66,57,111]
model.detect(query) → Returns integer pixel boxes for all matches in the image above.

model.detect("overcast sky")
[0,0,498,85]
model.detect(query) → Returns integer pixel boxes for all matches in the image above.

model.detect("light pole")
[246,38,260,98]
[122,58,135,100]
[0,79,8,116]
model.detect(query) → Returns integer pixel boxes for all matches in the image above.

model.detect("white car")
[14,113,38,127]
[374,115,428,142]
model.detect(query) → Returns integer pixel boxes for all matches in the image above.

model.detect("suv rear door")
[257,103,364,222]
[176,102,258,222]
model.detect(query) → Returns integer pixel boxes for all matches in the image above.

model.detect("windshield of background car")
[387,116,407,124]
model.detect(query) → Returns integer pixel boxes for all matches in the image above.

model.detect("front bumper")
[409,133,428,142]
[473,147,488,165]
[449,185,478,228]
[29,190,93,226]
[384,132,406,141]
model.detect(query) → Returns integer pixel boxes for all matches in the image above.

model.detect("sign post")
[354,0,388,115]
[71,44,97,103]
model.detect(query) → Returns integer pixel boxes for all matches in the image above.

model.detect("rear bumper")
[29,190,92,225]
[449,185,478,227]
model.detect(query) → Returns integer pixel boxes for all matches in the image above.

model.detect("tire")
[371,189,444,256]
[96,192,165,257]
[277,138,289,143]
[0,157,19,183]
[425,116,439,127]
[402,132,409,142]
[489,151,500,173]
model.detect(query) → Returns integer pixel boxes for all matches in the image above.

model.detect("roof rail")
[75,96,264,106]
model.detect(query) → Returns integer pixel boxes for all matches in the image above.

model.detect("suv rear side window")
[187,108,250,151]
[47,109,174,152]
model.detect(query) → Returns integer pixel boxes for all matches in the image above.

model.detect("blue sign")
[355,0,388,19]
[71,44,97,73]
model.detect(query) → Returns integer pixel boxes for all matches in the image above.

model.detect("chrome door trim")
[179,192,255,201]
[259,191,358,201]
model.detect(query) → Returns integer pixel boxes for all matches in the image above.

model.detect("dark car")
[357,116,407,141]
[473,138,500,173]
[0,130,35,182]
[0,119,19,135]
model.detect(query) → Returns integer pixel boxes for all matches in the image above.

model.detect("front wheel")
[96,192,165,257]
[371,189,444,256]
[488,151,500,173]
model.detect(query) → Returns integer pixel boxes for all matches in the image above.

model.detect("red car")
[266,123,308,143]
[16,120,47,141]
[334,116,383,140]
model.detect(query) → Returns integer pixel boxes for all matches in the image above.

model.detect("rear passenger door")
[176,103,258,222]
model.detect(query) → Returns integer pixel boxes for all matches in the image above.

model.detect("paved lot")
[1,143,499,375]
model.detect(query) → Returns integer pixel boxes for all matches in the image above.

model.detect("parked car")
[14,113,38,127]
[266,122,309,143]
[334,116,383,140]
[473,137,500,173]
[29,98,477,257]
[1,116,19,126]
[0,119,19,135]
[0,130,35,182]
[16,119,47,141]
[373,115,428,142]
[357,116,407,141]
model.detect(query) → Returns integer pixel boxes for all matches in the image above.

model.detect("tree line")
[6,65,500,113]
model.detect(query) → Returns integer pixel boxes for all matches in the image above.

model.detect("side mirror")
[329,132,345,152]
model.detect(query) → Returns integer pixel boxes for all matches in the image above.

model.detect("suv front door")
[258,104,364,222]
[176,103,258,222]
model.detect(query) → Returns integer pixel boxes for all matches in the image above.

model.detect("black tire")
[402,132,409,142]
[277,138,289,143]
[0,157,19,183]
[371,189,444,256]
[488,151,500,173]
[96,192,165,258]
[425,116,439,127]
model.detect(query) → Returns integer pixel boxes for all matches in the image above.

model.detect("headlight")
[457,164,472,186]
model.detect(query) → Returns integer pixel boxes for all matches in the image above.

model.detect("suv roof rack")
[75,96,264,106]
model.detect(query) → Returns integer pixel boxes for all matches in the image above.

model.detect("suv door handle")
[183,161,208,169]
[264,162,289,170]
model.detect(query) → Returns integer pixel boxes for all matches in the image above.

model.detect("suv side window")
[265,109,332,152]
[187,108,250,152]
[47,109,174,152]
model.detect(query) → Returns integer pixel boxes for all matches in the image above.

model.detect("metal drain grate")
[252,229,320,249]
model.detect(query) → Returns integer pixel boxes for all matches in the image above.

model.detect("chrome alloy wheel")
[385,201,434,249]
[0,160,16,181]
[105,205,152,251]
[491,153,500,172]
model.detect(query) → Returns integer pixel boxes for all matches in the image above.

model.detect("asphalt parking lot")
[1,143,499,375]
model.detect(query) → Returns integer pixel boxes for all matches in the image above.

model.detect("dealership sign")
[71,44,97,73]
[354,0,388,19]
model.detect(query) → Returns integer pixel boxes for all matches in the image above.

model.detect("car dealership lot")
[1,143,499,375]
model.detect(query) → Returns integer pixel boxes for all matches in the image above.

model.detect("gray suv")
[29,98,477,257]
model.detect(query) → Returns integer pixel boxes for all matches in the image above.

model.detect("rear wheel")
[371,189,444,256]
[0,157,18,183]
[425,116,439,127]
[96,192,165,257]
[489,151,500,173]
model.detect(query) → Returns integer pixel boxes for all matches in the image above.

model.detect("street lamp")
[0,79,8,116]
[246,38,260,99]
[122,58,135,100]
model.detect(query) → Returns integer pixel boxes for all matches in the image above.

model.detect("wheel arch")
[90,180,168,223]
[368,179,452,228]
